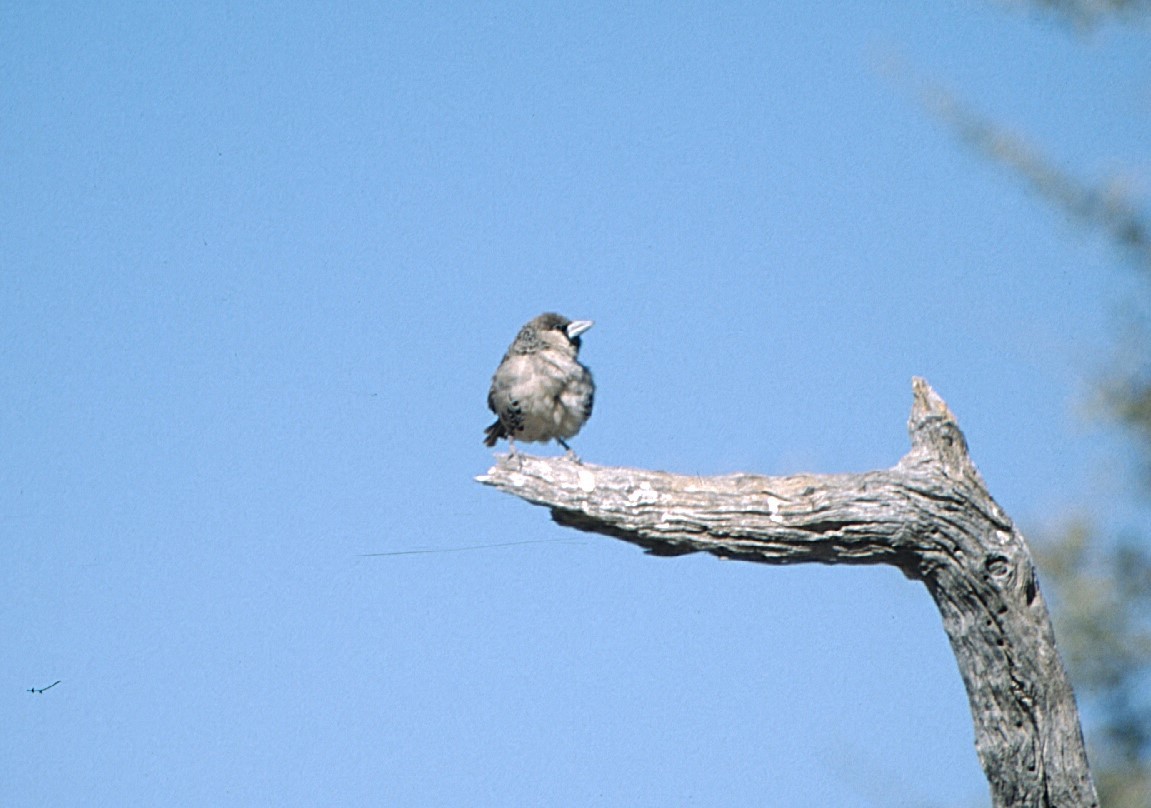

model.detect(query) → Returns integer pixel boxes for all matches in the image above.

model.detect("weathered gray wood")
[477,377,1098,808]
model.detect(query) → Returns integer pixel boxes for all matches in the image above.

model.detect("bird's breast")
[489,350,594,442]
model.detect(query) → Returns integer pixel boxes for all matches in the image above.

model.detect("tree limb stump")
[477,377,1098,808]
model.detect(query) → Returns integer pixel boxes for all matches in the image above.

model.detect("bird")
[484,312,595,460]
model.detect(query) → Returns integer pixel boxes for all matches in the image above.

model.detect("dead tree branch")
[477,377,1098,808]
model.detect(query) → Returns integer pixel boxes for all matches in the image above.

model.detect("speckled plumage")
[484,313,595,457]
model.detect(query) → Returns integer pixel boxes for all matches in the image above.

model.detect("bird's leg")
[507,437,523,466]
[556,438,582,464]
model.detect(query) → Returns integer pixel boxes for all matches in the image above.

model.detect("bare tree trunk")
[477,378,1098,808]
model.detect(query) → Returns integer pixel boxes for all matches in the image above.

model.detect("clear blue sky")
[3,3,1147,806]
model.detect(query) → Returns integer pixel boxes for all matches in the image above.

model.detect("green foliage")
[1037,524,1151,771]
[921,88,1151,273]
[999,0,1151,28]
[942,4,1151,803]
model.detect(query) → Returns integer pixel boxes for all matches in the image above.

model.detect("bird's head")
[525,312,594,352]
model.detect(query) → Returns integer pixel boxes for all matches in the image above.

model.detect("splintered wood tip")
[911,377,955,423]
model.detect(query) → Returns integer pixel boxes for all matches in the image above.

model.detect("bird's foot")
[557,439,582,464]
[505,439,523,467]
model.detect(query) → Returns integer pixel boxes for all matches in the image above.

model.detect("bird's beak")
[566,320,594,339]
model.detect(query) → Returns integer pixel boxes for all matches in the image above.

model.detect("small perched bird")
[484,312,595,459]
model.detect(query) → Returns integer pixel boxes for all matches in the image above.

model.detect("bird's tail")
[483,419,507,447]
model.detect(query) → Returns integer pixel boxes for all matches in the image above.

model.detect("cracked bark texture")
[477,378,1098,808]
